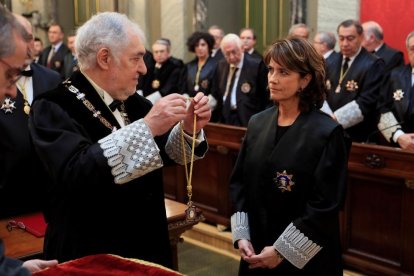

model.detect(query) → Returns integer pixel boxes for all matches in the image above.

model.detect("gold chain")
[17,77,31,115]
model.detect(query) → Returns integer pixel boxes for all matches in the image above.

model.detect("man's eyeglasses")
[0,58,24,87]
[6,220,26,232]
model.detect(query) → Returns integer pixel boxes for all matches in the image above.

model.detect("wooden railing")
[163,122,414,275]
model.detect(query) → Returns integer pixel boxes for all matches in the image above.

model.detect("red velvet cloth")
[33,254,183,276]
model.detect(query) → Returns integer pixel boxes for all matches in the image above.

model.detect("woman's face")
[195,39,209,59]
[267,58,310,104]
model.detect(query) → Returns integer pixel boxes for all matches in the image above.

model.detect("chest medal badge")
[274,170,295,192]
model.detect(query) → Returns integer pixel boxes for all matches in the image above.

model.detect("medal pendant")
[335,85,341,93]
[185,203,197,222]
[194,85,199,92]
[23,105,30,115]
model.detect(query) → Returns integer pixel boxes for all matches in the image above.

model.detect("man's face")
[109,31,147,100]
[48,25,64,45]
[240,30,255,52]
[67,35,76,54]
[0,31,27,102]
[209,29,222,50]
[222,41,242,65]
[291,27,309,39]
[361,23,375,52]
[338,25,362,58]
[407,36,414,68]
[312,33,327,55]
[33,41,43,57]
[152,43,169,64]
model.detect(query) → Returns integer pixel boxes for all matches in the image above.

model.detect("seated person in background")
[377,31,414,151]
[312,31,341,68]
[141,38,182,104]
[208,25,225,62]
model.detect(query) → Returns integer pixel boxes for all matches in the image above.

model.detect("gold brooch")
[201,79,209,89]
[241,82,251,93]
[152,79,160,89]
[346,80,359,92]
[393,89,404,101]
[274,170,295,192]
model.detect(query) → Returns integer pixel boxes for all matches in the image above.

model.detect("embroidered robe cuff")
[378,111,401,142]
[98,118,163,185]
[273,222,322,269]
[231,212,250,247]
[334,100,364,129]
[165,123,206,165]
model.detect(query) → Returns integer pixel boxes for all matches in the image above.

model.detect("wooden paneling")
[164,123,414,275]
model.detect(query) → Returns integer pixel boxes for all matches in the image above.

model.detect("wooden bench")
[0,199,203,270]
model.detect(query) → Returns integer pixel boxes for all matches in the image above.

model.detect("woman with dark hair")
[230,38,350,275]
[181,31,217,100]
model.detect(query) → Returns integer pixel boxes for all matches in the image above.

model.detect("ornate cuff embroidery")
[274,222,322,269]
[334,100,364,129]
[378,111,401,143]
[98,119,163,185]
[165,124,205,165]
[231,212,250,246]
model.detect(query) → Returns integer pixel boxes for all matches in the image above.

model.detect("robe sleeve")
[274,127,350,269]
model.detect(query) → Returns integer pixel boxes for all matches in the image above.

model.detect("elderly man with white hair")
[28,12,211,267]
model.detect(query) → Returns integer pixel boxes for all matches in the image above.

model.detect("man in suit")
[362,21,404,74]
[63,31,78,79]
[313,31,341,68]
[38,23,69,79]
[0,14,61,219]
[239,28,262,61]
[208,25,225,62]
[211,33,268,126]
[288,23,310,40]
[377,31,414,151]
[28,12,211,266]
[0,5,58,275]
[324,19,385,142]
[33,37,43,63]
[141,38,182,103]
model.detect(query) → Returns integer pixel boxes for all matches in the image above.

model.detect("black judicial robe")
[230,106,350,275]
[181,56,217,97]
[0,63,61,218]
[28,71,175,267]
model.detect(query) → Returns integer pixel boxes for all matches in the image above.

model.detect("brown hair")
[264,38,326,112]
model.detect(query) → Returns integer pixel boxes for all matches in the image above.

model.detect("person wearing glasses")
[0,4,58,276]
[312,31,340,69]
[28,12,210,267]
[323,19,385,143]
[0,14,61,220]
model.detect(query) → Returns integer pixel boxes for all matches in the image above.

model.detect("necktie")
[342,57,350,74]
[21,70,33,77]
[47,46,56,68]
[224,65,237,100]
[109,100,122,111]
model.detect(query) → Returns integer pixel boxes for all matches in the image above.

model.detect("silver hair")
[220,33,242,51]
[317,31,336,50]
[75,12,146,70]
[363,21,383,40]
[153,38,171,52]
[406,31,414,49]
[0,5,30,58]
[288,23,310,37]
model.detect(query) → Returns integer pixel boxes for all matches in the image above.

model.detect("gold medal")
[194,84,199,92]
[185,203,197,222]
[151,79,160,89]
[335,85,341,93]
[23,103,30,115]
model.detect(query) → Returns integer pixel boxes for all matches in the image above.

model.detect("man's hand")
[237,239,255,259]
[144,93,187,136]
[397,133,414,151]
[22,259,58,273]
[182,92,211,135]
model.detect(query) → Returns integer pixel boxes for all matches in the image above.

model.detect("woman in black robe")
[230,38,351,275]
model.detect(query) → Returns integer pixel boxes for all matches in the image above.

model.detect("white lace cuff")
[165,123,205,165]
[98,118,163,185]
[274,222,322,269]
[231,212,250,245]
[334,100,364,129]
[378,111,401,142]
